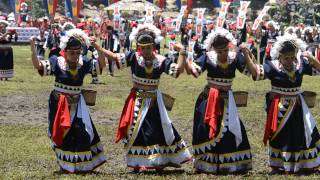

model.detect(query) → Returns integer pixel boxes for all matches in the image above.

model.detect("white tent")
[104,0,161,11]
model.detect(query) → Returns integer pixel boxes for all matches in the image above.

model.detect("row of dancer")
[29,24,320,174]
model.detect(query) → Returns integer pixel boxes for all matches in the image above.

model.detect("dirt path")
[0,91,119,125]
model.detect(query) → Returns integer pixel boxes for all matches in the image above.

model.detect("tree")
[28,0,46,18]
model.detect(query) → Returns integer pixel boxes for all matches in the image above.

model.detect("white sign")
[236,1,251,29]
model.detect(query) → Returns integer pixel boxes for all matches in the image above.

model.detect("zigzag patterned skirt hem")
[266,96,320,173]
[192,90,252,174]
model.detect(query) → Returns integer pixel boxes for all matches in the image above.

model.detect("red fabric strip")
[115,89,136,143]
[263,95,280,145]
[52,94,71,146]
[204,87,222,140]
[266,43,272,57]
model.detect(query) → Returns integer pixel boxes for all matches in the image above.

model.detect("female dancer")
[93,24,192,171]
[252,34,320,174]
[29,29,106,173]
[0,20,17,81]
[185,28,257,174]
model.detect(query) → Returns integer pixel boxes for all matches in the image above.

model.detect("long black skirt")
[124,96,192,169]
[266,95,320,172]
[48,91,106,173]
[192,89,252,174]
[0,47,14,78]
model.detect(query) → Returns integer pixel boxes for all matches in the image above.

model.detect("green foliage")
[28,0,46,18]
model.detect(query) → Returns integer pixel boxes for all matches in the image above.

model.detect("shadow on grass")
[53,170,110,176]
[127,169,187,175]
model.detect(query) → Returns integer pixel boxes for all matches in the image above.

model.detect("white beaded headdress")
[270,34,306,60]
[203,28,237,51]
[60,28,91,50]
[129,24,163,44]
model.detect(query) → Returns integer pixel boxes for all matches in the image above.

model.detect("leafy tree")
[27,0,46,18]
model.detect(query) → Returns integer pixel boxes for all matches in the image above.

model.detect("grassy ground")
[1,45,320,179]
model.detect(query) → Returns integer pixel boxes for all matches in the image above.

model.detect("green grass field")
[1,45,320,179]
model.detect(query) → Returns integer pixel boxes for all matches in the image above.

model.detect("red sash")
[263,95,280,145]
[115,89,136,143]
[52,94,71,146]
[204,88,223,139]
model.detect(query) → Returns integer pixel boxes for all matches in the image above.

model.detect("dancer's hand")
[303,51,317,65]
[89,36,97,44]
[29,36,36,44]
[239,43,250,54]
[174,43,185,52]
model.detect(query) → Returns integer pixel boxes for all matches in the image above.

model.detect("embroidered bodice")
[39,55,100,93]
[125,51,178,86]
[192,51,251,86]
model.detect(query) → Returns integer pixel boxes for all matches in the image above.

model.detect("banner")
[72,0,82,18]
[236,1,250,29]
[195,8,206,36]
[216,2,230,28]
[181,0,192,11]
[9,0,16,14]
[218,1,230,17]
[174,5,187,32]
[6,27,40,42]
[65,0,81,18]
[252,6,270,30]
[216,16,225,28]
[104,0,108,6]
[213,0,222,7]
[145,8,154,24]
[43,0,58,18]
[113,5,121,31]
[176,0,181,10]
[154,0,165,8]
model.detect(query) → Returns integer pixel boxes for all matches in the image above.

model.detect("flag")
[65,0,81,18]
[160,0,165,8]
[213,0,221,7]
[148,0,165,8]
[104,0,108,6]
[9,0,16,14]
[72,0,82,18]
[43,0,58,18]
[15,0,21,14]
[187,0,192,11]
[176,0,181,10]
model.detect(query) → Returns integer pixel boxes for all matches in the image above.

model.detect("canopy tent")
[104,0,161,11]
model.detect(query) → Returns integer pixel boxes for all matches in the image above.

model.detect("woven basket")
[233,91,248,107]
[162,93,175,111]
[82,89,97,106]
[302,91,317,108]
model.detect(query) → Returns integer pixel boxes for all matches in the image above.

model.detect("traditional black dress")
[255,52,320,172]
[116,51,191,169]
[189,51,253,173]
[0,33,14,79]
[39,55,106,173]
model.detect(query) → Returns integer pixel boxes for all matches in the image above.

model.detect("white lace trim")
[270,86,302,96]
[206,51,236,67]
[57,56,84,71]
[135,52,165,69]
[54,82,82,94]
